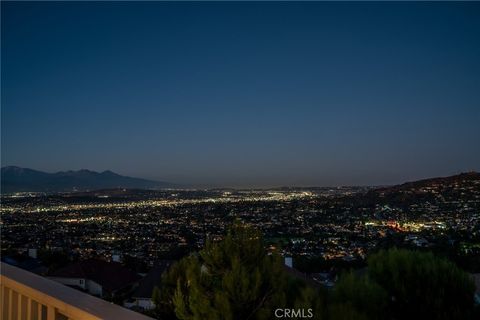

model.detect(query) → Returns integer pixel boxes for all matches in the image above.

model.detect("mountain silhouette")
[1,166,175,193]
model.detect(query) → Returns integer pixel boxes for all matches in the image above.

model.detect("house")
[281,257,325,289]
[124,260,173,310]
[472,273,480,305]
[48,259,141,299]
[1,250,48,275]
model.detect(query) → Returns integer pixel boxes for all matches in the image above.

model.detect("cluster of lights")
[1,191,315,214]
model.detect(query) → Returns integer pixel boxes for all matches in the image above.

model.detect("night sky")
[2,2,479,187]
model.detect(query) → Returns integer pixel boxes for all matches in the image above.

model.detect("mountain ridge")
[1,166,176,193]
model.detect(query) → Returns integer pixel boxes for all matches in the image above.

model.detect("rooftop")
[49,259,141,293]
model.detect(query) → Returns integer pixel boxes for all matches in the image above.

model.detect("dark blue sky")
[2,2,479,187]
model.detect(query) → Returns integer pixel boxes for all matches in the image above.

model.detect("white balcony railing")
[0,262,155,320]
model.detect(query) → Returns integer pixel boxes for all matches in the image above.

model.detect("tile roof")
[132,260,173,299]
[50,259,141,293]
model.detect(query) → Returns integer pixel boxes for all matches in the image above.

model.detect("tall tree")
[367,248,476,320]
[168,223,324,320]
[330,272,387,320]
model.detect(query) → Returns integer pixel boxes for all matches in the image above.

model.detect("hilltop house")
[48,259,141,299]
[124,260,173,310]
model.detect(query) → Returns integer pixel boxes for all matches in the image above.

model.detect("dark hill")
[363,171,480,206]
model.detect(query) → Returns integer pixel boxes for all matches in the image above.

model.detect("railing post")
[37,302,42,320]
[18,293,23,320]
[47,305,55,320]
[27,297,32,320]
[8,289,13,320]
[0,284,4,320]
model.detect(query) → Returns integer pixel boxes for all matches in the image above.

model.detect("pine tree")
[367,248,476,320]
[166,223,324,320]
[330,272,387,320]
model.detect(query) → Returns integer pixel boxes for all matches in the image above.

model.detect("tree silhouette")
[367,248,475,320]
[330,272,387,320]
[159,223,325,320]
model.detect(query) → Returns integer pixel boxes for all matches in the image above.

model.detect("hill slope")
[363,171,480,206]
